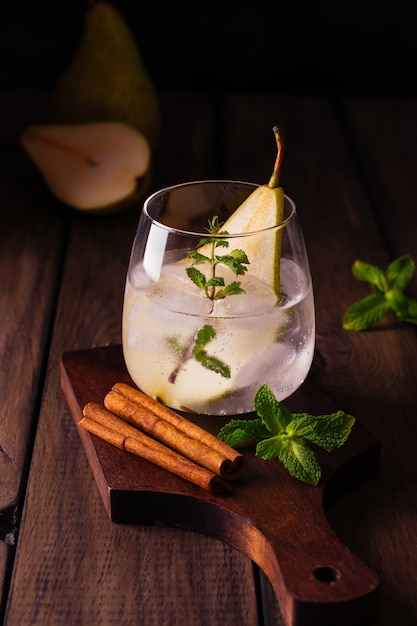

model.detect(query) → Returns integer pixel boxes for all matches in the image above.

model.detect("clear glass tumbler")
[122,180,315,415]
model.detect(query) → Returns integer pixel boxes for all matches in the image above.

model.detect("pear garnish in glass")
[210,126,285,299]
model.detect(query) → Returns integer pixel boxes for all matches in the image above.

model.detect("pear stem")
[268,126,284,189]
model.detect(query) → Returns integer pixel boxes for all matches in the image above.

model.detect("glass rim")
[142,179,297,238]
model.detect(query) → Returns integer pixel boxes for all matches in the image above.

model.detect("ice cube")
[150,265,214,316]
[213,273,277,317]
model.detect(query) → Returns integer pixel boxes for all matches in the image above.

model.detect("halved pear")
[21,121,151,212]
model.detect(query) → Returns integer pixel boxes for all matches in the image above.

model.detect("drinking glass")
[122,180,315,415]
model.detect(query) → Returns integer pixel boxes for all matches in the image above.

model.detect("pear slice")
[190,127,285,299]
[221,127,284,298]
[21,121,150,212]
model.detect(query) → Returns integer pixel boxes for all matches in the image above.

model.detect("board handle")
[260,514,379,626]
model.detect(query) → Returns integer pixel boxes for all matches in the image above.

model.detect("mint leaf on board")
[289,412,356,451]
[256,436,322,486]
[343,254,417,330]
[218,418,270,447]
[218,383,355,486]
[254,383,293,433]
[280,440,322,486]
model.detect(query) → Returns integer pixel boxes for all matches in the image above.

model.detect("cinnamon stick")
[80,403,224,493]
[109,382,246,480]
[103,390,242,480]
[84,401,145,440]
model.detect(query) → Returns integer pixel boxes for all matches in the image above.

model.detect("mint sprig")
[168,217,250,384]
[186,216,249,302]
[343,254,417,330]
[218,383,355,485]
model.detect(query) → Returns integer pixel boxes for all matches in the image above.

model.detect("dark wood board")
[60,344,380,626]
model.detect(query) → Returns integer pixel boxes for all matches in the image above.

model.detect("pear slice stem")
[268,126,284,189]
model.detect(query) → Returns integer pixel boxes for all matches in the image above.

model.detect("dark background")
[1,0,417,96]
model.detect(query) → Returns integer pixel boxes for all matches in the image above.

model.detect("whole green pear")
[50,1,160,150]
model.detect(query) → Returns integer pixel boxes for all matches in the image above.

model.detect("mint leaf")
[255,434,285,460]
[166,336,183,354]
[185,217,249,303]
[386,254,414,291]
[352,260,387,292]
[194,325,215,349]
[207,216,227,236]
[218,383,355,485]
[344,255,417,330]
[277,439,322,486]
[399,298,417,324]
[388,291,417,324]
[186,267,207,289]
[290,412,355,451]
[193,350,231,378]
[256,435,321,485]
[217,250,250,275]
[215,282,246,299]
[192,325,230,378]
[168,324,231,382]
[197,236,229,248]
[218,418,270,446]
[254,383,293,433]
[187,250,210,265]
[206,276,225,288]
[343,292,390,330]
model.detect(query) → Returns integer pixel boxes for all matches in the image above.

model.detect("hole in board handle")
[313,566,341,583]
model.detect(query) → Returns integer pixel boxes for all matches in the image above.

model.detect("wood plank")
[0,91,66,500]
[0,87,69,609]
[0,159,53,511]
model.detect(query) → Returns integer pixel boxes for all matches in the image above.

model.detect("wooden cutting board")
[60,344,380,626]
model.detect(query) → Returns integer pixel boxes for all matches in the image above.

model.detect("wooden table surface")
[1,88,417,626]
